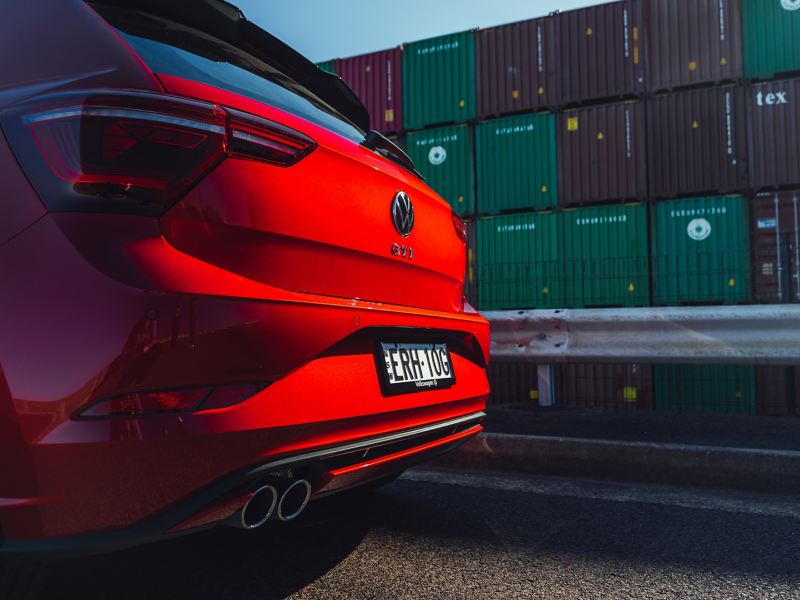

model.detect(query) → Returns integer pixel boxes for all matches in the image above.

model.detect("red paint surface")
[0,3,489,548]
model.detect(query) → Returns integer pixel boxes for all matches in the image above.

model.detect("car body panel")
[0,0,489,553]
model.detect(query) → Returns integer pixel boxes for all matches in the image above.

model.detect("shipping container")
[556,0,646,106]
[647,86,748,199]
[555,363,654,409]
[476,113,558,213]
[756,366,799,417]
[402,31,476,129]
[645,0,743,93]
[751,192,800,304]
[652,196,751,305]
[488,362,539,404]
[316,60,337,75]
[475,212,562,310]
[476,17,557,118]
[742,0,800,81]
[655,365,757,414]
[557,100,647,206]
[561,203,650,308]
[337,48,403,134]
[406,125,474,216]
[748,77,800,191]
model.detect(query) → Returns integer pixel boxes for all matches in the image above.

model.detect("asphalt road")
[23,470,800,599]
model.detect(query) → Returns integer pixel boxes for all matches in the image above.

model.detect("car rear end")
[0,0,489,556]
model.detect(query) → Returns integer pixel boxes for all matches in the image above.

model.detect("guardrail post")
[537,364,555,407]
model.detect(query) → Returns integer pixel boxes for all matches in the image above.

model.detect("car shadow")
[35,489,377,600]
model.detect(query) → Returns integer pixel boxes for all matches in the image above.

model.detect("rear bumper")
[0,412,483,559]
[0,214,489,549]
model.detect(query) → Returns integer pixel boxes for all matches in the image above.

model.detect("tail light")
[2,90,316,216]
[452,211,467,243]
[228,109,316,166]
[78,383,264,418]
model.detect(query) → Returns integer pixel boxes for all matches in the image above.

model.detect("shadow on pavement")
[34,491,374,600]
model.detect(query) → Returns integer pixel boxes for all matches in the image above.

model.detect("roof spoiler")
[90,0,371,132]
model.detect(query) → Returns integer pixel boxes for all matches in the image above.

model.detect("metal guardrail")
[486,305,800,367]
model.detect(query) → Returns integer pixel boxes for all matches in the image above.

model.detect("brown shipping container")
[555,363,654,409]
[337,48,402,134]
[487,362,539,404]
[756,366,799,417]
[647,86,748,199]
[476,17,557,118]
[752,192,800,304]
[645,0,743,93]
[748,77,800,191]
[557,100,647,206]
[557,0,646,106]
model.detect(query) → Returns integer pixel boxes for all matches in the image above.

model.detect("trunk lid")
[161,76,465,313]
[92,3,467,313]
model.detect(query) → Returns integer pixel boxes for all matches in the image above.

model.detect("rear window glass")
[104,14,364,143]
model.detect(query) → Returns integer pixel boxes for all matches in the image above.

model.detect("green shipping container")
[742,0,800,80]
[655,365,756,415]
[403,31,476,129]
[407,125,474,216]
[475,212,562,310]
[316,60,337,75]
[560,204,650,308]
[476,113,558,213]
[652,196,751,305]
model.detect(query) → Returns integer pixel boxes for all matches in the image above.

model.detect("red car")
[0,0,488,561]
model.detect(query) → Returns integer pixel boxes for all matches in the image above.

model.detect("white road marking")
[402,469,800,520]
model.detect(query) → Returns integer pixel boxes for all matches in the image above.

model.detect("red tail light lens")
[452,211,467,243]
[78,383,265,418]
[228,109,315,166]
[3,91,316,215]
[80,388,209,418]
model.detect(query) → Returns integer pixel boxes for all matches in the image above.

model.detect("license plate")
[377,342,456,396]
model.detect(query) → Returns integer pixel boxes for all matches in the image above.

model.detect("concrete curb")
[429,432,800,495]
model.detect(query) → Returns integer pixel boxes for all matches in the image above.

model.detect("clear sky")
[236,1,607,62]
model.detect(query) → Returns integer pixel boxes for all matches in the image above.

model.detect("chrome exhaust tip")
[277,479,312,521]
[240,484,278,529]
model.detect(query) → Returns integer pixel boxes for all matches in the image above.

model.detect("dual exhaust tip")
[238,479,312,529]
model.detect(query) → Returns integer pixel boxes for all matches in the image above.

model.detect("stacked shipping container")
[557,100,647,206]
[645,0,743,92]
[555,364,654,410]
[751,192,800,304]
[748,77,800,190]
[476,18,557,117]
[647,86,748,199]
[561,204,650,307]
[476,113,558,212]
[651,196,751,305]
[406,125,474,215]
[337,49,403,134]
[556,0,646,106]
[475,212,562,310]
[319,0,800,414]
[402,31,476,129]
[741,0,800,81]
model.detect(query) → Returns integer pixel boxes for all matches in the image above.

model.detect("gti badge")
[390,191,415,237]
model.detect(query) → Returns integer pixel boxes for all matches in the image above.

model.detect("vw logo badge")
[782,0,800,11]
[391,191,415,237]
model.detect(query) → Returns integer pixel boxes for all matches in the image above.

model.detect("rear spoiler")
[89,0,371,132]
